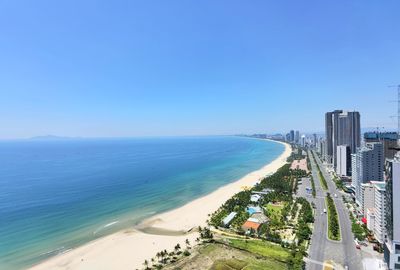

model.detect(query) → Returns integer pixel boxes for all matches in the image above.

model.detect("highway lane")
[306,150,332,270]
[313,151,362,270]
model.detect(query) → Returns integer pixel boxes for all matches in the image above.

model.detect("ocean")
[0,136,284,269]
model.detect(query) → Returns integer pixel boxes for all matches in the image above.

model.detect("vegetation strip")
[311,151,328,191]
[307,152,316,198]
[325,193,341,241]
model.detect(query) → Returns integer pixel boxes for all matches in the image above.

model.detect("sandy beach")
[29,140,291,270]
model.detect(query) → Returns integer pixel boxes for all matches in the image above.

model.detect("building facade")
[295,130,300,144]
[290,130,295,143]
[325,110,361,169]
[373,181,387,244]
[360,183,375,217]
[384,156,400,270]
[337,145,351,176]
[353,142,384,206]
[364,132,398,160]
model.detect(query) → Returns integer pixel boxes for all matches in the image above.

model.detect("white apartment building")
[366,208,375,232]
[337,145,351,176]
[384,156,400,270]
[353,142,384,206]
[360,183,375,217]
[373,181,386,244]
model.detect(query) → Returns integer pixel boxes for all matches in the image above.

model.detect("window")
[396,244,400,254]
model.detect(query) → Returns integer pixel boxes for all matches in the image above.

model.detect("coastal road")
[305,151,331,270]
[308,151,363,270]
[296,151,364,270]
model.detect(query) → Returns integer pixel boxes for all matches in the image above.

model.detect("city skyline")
[1,1,400,139]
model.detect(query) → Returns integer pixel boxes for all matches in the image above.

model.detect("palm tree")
[185,239,190,249]
[174,243,181,253]
[160,250,165,263]
[143,259,149,269]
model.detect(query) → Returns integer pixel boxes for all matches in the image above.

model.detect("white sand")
[29,140,291,270]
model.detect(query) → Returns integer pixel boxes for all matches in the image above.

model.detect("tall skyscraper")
[384,155,400,270]
[295,130,300,144]
[290,130,295,143]
[352,142,384,206]
[325,110,361,168]
[313,133,317,147]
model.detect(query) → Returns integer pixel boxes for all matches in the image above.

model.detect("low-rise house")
[252,188,273,196]
[242,212,269,234]
[242,221,261,233]
[249,212,269,224]
[222,212,237,227]
[250,194,261,203]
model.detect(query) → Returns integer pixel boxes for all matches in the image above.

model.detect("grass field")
[227,239,290,262]
[165,241,289,270]
[266,203,284,226]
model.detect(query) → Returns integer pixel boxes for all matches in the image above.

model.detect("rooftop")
[242,221,261,231]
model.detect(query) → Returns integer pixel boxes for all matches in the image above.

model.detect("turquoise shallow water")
[0,136,284,269]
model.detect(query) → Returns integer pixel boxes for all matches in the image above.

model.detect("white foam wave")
[93,220,119,235]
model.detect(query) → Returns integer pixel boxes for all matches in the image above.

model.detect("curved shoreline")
[28,140,292,270]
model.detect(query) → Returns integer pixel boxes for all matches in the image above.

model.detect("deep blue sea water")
[0,136,284,270]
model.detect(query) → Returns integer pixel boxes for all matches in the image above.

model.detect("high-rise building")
[366,208,375,232]
[325,110,361,168]
[313,133,317,147]
[353,142,384,206]
[364,132,398,160]
[336,145,351,177]
[384,155,400,270]
[325,111,335,163]
[373,181,387,244]
[301,135,306,147]
[360,182,375,217]
[286,133,291,142]
[290,130,295,143]
[295,131,300,144]
[320,139,326,157]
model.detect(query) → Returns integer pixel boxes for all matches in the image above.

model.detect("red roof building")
[241,221,261,233]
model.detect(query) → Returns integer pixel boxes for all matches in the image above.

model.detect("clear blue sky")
[1,1,400,139]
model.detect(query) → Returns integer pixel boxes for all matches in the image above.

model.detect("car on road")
[323,208,327,214]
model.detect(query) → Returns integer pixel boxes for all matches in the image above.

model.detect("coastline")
[28,140,292,270]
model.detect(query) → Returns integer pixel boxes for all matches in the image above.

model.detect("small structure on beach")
[222,212,237,227]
